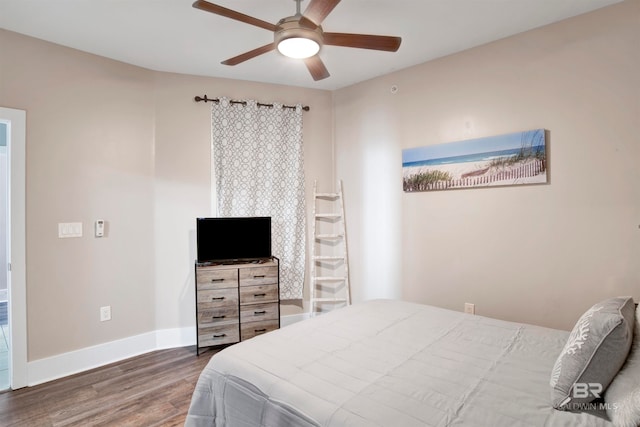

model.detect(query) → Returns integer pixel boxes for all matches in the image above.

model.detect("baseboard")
[27,327,196,387]
[155,326,197,349]
[281,312,310,327]
[26,316,307,387]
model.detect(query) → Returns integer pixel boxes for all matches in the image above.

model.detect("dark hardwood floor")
[0,346,219,426]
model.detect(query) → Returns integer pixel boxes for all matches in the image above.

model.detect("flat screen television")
[196,217,272,263]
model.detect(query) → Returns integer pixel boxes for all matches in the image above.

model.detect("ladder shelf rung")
[311,298,347,303]
[315,233,344,239]
[315,193,340,199]
[315,213,341,218]
[313,276,347,282]
[314,256,344,261]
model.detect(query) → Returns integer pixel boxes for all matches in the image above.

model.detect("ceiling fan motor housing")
[275,16,324,54]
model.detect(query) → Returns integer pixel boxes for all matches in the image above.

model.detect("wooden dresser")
[195,257,280,354]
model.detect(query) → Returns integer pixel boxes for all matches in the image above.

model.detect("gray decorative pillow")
[550,296,635,411]
[604,303,639,427]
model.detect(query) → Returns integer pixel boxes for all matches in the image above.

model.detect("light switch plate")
[58,222,83,238]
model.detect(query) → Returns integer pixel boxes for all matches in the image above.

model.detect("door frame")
[0,107,27,389]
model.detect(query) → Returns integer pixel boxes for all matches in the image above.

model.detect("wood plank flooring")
[0,346,219,426]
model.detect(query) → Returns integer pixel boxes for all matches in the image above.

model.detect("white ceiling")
[0,0,622,91]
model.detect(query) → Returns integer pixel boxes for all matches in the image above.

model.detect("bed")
[186,298,639,427]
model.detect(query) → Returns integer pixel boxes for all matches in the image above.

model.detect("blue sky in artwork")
[402,130,543,163]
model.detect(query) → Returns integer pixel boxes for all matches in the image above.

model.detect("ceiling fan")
[192,0,402,81]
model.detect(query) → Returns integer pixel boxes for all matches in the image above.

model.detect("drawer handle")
[212,315,226,319]
[253,275,265,278]
[211,278,225,282]
[212,333,227,338]
[254,310,267,315]
[211,297,225,301]
[255,328,267,333]
[254,293,266,297]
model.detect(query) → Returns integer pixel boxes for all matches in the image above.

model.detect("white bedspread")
[186,299,613,426]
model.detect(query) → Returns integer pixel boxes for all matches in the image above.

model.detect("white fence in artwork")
[404,159,546,192]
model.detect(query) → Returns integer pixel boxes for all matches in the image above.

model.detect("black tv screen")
[197,217,271,262]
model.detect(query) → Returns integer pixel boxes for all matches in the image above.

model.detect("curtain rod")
[194,95,310,111]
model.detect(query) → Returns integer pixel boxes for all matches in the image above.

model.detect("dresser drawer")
[240,284,278,305]
[240,302,279,323]
[239,266,278,287]
[197,305,239,327]
[197,268,238,290]
[198,324,239,347]
[241,319,279,341]
[196,287,238,309]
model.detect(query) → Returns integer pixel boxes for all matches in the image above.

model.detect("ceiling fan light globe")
[277,37,320,59]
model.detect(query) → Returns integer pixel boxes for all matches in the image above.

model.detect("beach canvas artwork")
[402,129,547,192]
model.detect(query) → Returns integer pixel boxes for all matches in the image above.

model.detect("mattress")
[186,299,613,426]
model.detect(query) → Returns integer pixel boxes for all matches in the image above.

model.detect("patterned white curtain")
[211,97,306,300]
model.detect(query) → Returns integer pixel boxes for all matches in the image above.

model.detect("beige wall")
[333,0,640,331]
[0,0,636,363]
[0,29,157,361]
[0,29,333,361]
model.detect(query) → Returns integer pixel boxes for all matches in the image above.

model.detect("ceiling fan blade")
[193,0,276,32]
[324,33,401,52]
[304,55,330,81]
[300,0,341,27]
[222,43,276,66]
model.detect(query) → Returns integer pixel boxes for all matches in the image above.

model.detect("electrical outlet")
[464,303,475,315]
[100,306,111,322]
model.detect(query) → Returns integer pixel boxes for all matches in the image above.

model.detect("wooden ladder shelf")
[309,180,351,315]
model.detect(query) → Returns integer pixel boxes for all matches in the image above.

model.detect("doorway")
[0,122,8,389]
[0,107,27,390]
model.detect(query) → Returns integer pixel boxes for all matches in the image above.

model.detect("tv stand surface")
[196,257,270,267]
[194,257,280,355]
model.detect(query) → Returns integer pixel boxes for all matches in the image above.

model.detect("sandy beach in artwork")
[403,160,489,181]
[403,157,546,187]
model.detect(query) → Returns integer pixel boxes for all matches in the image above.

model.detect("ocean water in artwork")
[402,145,545,168]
